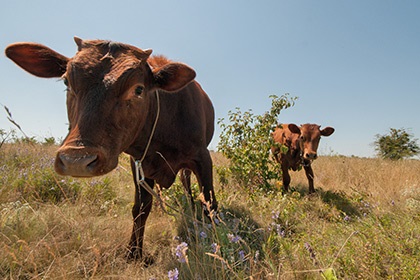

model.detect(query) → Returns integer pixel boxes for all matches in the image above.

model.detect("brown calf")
[271,123,335,193]
[5,37,218,261]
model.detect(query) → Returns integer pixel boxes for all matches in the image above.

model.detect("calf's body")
[272,123,334,193]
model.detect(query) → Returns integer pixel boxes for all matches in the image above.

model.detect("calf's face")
[5,37,196,177]
[294,124,335,160]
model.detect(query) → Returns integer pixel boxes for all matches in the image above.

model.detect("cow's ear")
[5,43,69,78]
[321,126,335,137]
[153,63,196,92]
[288,123,301,134]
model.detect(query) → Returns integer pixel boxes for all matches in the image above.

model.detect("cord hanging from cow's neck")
[139,90,160,163]
[132,89,160,181]
[130,90,178,216]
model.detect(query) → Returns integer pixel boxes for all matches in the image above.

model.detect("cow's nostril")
[57,153,99,176]
[59,154,98,167]
[86,155,99,168]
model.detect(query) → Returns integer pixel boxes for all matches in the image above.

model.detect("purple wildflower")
[227,233,241,243]
[271,210,280,220]
[254,250,260,263]
[344,215,350,222]
[200,231,207,239]
[304,242,317,263]
[238,250,245,262]
[168,268,179,280]
[211,243,219,253]
[175,242,188,263]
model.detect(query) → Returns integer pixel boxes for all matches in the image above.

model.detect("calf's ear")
[288,123,301,134]
[5,43,69,78]
[153,63,196,92]
[321,127,335,137]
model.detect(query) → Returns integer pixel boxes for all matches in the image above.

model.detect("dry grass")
[1,144,419,279]
[291,156,420,206]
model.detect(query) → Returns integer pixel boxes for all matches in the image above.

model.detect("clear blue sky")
[1,0,419,157]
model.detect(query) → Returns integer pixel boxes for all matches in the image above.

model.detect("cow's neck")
[125,90,161,160]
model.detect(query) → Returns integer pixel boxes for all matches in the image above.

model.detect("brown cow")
[5,37,218,261]
[271,123,334,194]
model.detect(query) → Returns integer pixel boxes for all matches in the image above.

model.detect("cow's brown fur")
[5,38,217,262]
[272,123,334,193]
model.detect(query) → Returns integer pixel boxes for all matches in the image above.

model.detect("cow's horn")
[74,36,83,51]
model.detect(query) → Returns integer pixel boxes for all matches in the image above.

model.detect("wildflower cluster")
[168,210,261,278]
[167,268,179,280]
[174,242,189,264]
[268,210,286,237]
[304,242,318,265]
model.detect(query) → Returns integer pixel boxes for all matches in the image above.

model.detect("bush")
[374,128,419,160]
[217,94,297,192]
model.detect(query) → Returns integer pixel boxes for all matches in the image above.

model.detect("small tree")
[217,94,297,191]
[374,128,419,160]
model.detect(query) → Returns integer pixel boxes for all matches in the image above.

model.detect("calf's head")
[289,123,335,160]
[5,37,196,177]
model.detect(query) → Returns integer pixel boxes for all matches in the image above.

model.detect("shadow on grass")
[292,184,361,217]
[175,203,265,250]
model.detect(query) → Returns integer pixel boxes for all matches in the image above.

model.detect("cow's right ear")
[288,124,301,134]
[152,63,196,92]
[5,43,69,78]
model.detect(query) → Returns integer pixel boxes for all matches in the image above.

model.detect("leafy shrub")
[217,94,297,191]
[374,128,419,160]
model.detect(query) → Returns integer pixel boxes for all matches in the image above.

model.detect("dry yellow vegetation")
[1,143,419,279]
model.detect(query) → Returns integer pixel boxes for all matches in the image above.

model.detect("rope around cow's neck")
[138,90,161,163]
[130,90,178,216]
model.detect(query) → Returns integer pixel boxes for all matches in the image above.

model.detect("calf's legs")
[281,162,316,194]
[281,163,291,192]
[303,164,315,194]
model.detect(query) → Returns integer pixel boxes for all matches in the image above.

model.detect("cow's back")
[156,81,214,148]
[147,55,214,148]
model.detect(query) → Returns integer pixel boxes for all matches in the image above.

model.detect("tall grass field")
[1,143,419,279]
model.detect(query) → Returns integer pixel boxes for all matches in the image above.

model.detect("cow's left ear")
[321,127,335,137]
[5,42,69,78]
[153,63,196,92]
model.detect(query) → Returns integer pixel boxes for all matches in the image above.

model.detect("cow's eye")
[135,86,144,96]
[63,77,69,87]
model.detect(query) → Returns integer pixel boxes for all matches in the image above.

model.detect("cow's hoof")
[126,249,141,262]
[127,250,155,266]
[143,255,155,267]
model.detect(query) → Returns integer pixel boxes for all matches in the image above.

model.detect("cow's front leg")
[303,164,315,194]
[128,167,154,262]
[194,149,218,218]
[281,163,291,193]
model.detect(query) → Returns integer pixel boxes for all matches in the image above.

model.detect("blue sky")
[1,0,419,157]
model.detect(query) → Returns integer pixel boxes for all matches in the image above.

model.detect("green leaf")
[321,268,338,280]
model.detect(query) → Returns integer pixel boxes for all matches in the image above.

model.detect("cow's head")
[288,123,335,160]
[5,37,196,177]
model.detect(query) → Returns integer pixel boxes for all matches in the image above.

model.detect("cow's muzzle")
[54,146,116,177]
[303,152,318,160]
